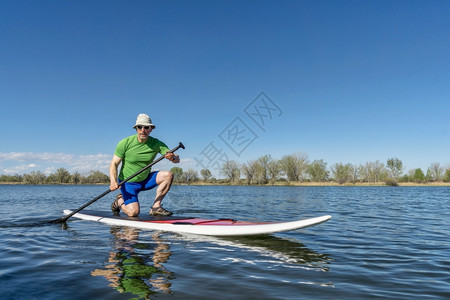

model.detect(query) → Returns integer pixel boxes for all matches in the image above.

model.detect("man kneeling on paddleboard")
[109,113,180,217]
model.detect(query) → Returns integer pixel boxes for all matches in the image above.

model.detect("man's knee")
[123,202,140,217]
[158,170,173,183]
[125,206,140,217]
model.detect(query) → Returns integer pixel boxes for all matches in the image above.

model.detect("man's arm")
[109,154,122,191]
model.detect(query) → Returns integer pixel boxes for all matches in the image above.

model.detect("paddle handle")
[49,142,185,223]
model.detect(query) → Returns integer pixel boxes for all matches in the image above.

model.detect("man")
[109,113,180,217]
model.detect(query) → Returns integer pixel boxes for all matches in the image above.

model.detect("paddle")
[49,142,185,223]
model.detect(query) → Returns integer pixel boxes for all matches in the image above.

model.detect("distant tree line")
[212,155,449,185]
[1,155,450,186]
[217,154,450,185]
[0,168,109,185]
[167,154,450,185]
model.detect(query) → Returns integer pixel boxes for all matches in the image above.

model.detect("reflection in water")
[226,235,332,270]
[91,227,173,298]
[223,235,334,287]
[176,233,334,287]
[182,233,331,268]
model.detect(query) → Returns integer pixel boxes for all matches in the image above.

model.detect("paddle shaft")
[49,142,185,223]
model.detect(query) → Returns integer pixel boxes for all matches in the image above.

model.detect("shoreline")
[186,181,450,187]
[3,182,449,187]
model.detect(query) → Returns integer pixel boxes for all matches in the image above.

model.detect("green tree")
[0,174,22,183]
[350,164,362,183]
[256,155,272,184]
[307,159,329,182]
[413,168,425,183]
[200,169,212,182]
[85,170,109,184]
[49,168,71,184]
[241,159,271,185]
[361,161,387,182]
[23,171,46,185]
[182,169,199,184]
[279,153,309,182]
[267,160,281,184]
[279,154,298,182]
[253,161,267,185]
[71,172,82,184]
[386,158,403,180]
[443,169,450,182]
[241,160,256,185]
[221,160,241,184]
[399,174,412,182]
[170,167,184,183]
[427,162,444,182]
[331,163,353,184]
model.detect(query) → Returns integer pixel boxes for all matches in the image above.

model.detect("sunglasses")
[136,125,151,130]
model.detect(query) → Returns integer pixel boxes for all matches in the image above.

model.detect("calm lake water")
[0,185,448,299]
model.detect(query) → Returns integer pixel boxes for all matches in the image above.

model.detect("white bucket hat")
[133,113,155,129]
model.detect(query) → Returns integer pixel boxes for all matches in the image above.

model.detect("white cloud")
[0,152,111,175]
[2,164,37,174]
[68,154,112,173]
[0,152,74,163]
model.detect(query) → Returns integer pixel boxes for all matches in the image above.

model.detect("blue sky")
[1,0,449,177]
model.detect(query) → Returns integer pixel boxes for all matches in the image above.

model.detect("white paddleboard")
[63,209,331,236]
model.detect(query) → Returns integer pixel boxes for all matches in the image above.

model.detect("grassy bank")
[182,181,450,187]
[2,181,450,187]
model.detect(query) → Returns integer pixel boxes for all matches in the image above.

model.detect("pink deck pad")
[145,218,272,226]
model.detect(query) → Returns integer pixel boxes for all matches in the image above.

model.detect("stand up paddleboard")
[63,210,331,236]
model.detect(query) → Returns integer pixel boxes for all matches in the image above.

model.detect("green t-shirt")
[114,135,170,182]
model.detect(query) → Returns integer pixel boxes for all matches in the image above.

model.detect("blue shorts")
[119,171,159,205]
